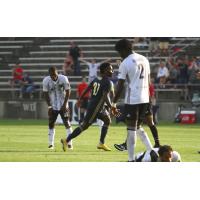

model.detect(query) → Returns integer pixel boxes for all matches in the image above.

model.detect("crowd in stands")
[5,38,200,101]
[9,62,35,99]
[154,56,200,88]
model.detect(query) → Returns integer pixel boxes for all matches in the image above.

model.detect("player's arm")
[43,91,53,116]
[61,76,71,112]
[43,78,53,116]
[113,79,125,104]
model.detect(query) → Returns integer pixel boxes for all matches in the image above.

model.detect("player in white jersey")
[43,66,73,149]
[80,58,110,83]
[112,39,152,161]
[135,145,181,162]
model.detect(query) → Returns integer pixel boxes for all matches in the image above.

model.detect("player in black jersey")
[61,62,120,151]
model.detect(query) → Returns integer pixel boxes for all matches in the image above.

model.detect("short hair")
[99,62,111,74]
[115,39,132,52]
[158,145,173,156]
[48,66,57,74]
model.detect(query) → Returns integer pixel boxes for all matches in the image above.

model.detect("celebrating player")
[112,39,152,161]
[43,66,73,149]
[135,145,181,162]
[61,62,120,152]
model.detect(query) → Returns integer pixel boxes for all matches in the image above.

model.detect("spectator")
[156,61,169,87]
[69,41,83,76]
[158,37,171,56]
[149,37,159,56]
[167,57,179,84]
[177,57,189,84]
[63,54,73,76]
[21,73,35,99]
[9,62,24,98]
[80,58,111,83]
[76,76,90,124]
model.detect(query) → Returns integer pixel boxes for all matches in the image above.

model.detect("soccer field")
[0,119,200,162]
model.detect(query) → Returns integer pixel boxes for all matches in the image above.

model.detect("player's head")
[115,39,133,59]
[49,66,58,81]
[158,145,173,162]
[100,62,113,77]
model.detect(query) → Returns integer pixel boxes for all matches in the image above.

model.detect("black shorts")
[80,98,89,109]
[145,103,153,116]
[49,109,70,126]
[124,103,149,121]
[83,105,110,126]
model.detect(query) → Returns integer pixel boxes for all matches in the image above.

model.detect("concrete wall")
[0,100,200,122]
[157,102,200,122]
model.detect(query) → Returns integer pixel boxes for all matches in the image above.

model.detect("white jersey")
[118,52,150,104]
[43,74,70,110]
[135,148,181,162]
[87,62,100,77]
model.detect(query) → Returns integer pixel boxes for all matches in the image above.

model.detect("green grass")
[0,119,200,162]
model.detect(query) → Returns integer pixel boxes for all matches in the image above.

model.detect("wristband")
[48,106,52,109]
[112,103,117,107]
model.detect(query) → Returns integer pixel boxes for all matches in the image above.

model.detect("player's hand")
[111,106,121,117]
[61,104,68,112]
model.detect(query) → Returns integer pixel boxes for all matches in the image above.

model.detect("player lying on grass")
[135,145,181,162]
[114,103,160,151]
[61,62,120,151]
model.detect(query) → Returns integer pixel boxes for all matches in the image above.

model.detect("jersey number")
[138,64,144,79]
[93,82,100,96]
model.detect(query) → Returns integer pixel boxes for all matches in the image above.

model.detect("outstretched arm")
[79,58,89,65]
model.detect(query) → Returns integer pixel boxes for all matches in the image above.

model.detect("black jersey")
[88,77,112,110]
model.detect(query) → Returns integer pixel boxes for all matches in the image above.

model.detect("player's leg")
[97,112,111,151]
[48,110,59,149]
[137,104,153,151]
[60,110,73,149]
[146,114,160,147]
[137,121,153,151]
[125,104,138,162]
[61,107,94,151]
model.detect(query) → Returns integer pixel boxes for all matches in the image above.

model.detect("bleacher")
[0,37,200,100]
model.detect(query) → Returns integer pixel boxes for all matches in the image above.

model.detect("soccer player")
[61,62,120,151]
[43,66,73,149]
[112,39,152,161]
[135,145,181,162]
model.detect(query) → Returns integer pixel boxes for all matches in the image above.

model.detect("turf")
[0,119,200,162]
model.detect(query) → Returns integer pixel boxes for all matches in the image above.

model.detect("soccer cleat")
[114,143,127,151]
[198,151,200,154]
[48,145,54,150]
[60,138,67,152]
[97,143,111,151]
[67,144,73,150]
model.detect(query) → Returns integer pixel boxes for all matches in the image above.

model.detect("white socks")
[48,128,55,146]
[66,127,73,145]
[127,129,137,161]
[137,127,153,151]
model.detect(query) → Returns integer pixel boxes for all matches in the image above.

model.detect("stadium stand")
[0,37,200,101]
